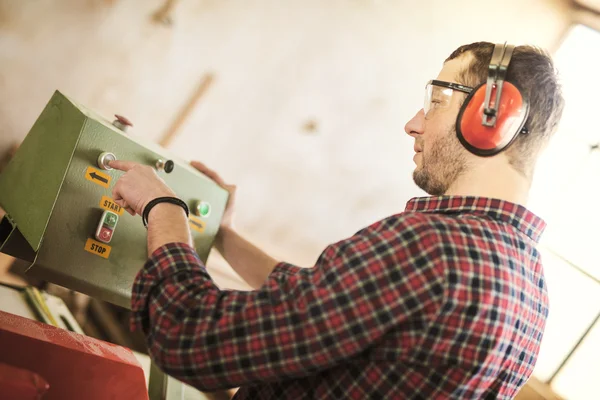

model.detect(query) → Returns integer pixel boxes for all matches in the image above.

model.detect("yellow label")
[189,216,206,233]
[84,238,112,259]
[99,196,124,216]
[85,167,111,188]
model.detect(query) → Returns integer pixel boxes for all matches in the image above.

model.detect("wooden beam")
[152,0,180,26]
[159,73,215,148]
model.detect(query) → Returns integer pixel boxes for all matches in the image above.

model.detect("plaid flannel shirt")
[131,196,549,399]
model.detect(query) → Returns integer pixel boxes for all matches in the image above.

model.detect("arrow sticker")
[189,216,206,233]
[85,166,111,188]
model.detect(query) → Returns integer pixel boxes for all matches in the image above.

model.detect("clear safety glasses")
[424,80,473,119]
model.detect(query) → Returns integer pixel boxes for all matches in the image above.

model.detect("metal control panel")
[0,91,228,309]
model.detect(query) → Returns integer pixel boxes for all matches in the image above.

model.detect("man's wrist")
[142,193,187,225]
[146,202,192,256]
[147,202,188,224]
[140,191,177,215]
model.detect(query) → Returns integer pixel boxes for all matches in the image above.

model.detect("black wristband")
[142,197,189,227]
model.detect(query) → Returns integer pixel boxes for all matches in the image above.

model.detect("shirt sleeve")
[130,217,446,392]
[268,261,304,279]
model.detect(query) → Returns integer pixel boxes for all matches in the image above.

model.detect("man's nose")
[404,109,425,138]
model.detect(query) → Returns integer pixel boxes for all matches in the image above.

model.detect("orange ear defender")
[456,43,529,157]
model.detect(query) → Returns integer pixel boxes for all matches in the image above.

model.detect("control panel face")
[0,92,228,308]
[21,119,227,308]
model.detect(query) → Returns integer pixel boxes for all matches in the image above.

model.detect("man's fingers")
[112,196,135,216]
[112,185,123,202]
[108,160,139,172]
[190,160,226,186]
[113,197,127,208]
[190,160,214,176]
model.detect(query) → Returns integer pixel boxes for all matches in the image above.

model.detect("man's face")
[405,55,472,195]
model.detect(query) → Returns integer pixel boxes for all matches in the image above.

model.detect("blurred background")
[0,0,598,399]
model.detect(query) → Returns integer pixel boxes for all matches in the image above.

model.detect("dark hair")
[446,42,565,177]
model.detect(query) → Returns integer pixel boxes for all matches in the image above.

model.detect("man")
[110,41,564,399]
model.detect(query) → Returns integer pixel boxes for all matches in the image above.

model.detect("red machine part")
[0,310,148,400]
[0,363,50,399]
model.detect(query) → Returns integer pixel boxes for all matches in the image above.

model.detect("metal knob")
[97,152,116,170]
[192,200,211,218]
[112,115,133,132]
[155,159,175,174]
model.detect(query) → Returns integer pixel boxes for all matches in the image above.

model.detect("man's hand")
[190,161,236,230]
[190,160,280,289]
[109,160,176,216]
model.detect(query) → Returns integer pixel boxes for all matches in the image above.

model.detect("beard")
[413,127,468,196]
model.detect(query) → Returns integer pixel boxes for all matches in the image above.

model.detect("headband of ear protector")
[456,42,529,157]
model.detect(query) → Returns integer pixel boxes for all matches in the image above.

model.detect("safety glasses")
[424,80,473,118]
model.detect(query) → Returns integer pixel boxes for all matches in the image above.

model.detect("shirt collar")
[405,196,546,243]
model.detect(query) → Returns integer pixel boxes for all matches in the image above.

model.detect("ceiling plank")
[159,73,215,148]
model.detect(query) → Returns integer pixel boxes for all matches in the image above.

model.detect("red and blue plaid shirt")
[131,196,549,399]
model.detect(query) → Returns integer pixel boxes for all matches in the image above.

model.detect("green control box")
[0,91,228,309]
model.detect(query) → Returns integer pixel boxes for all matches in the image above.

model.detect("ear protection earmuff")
[456,43,529,157]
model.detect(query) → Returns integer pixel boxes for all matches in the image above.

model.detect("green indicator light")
[199,202,211,217]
